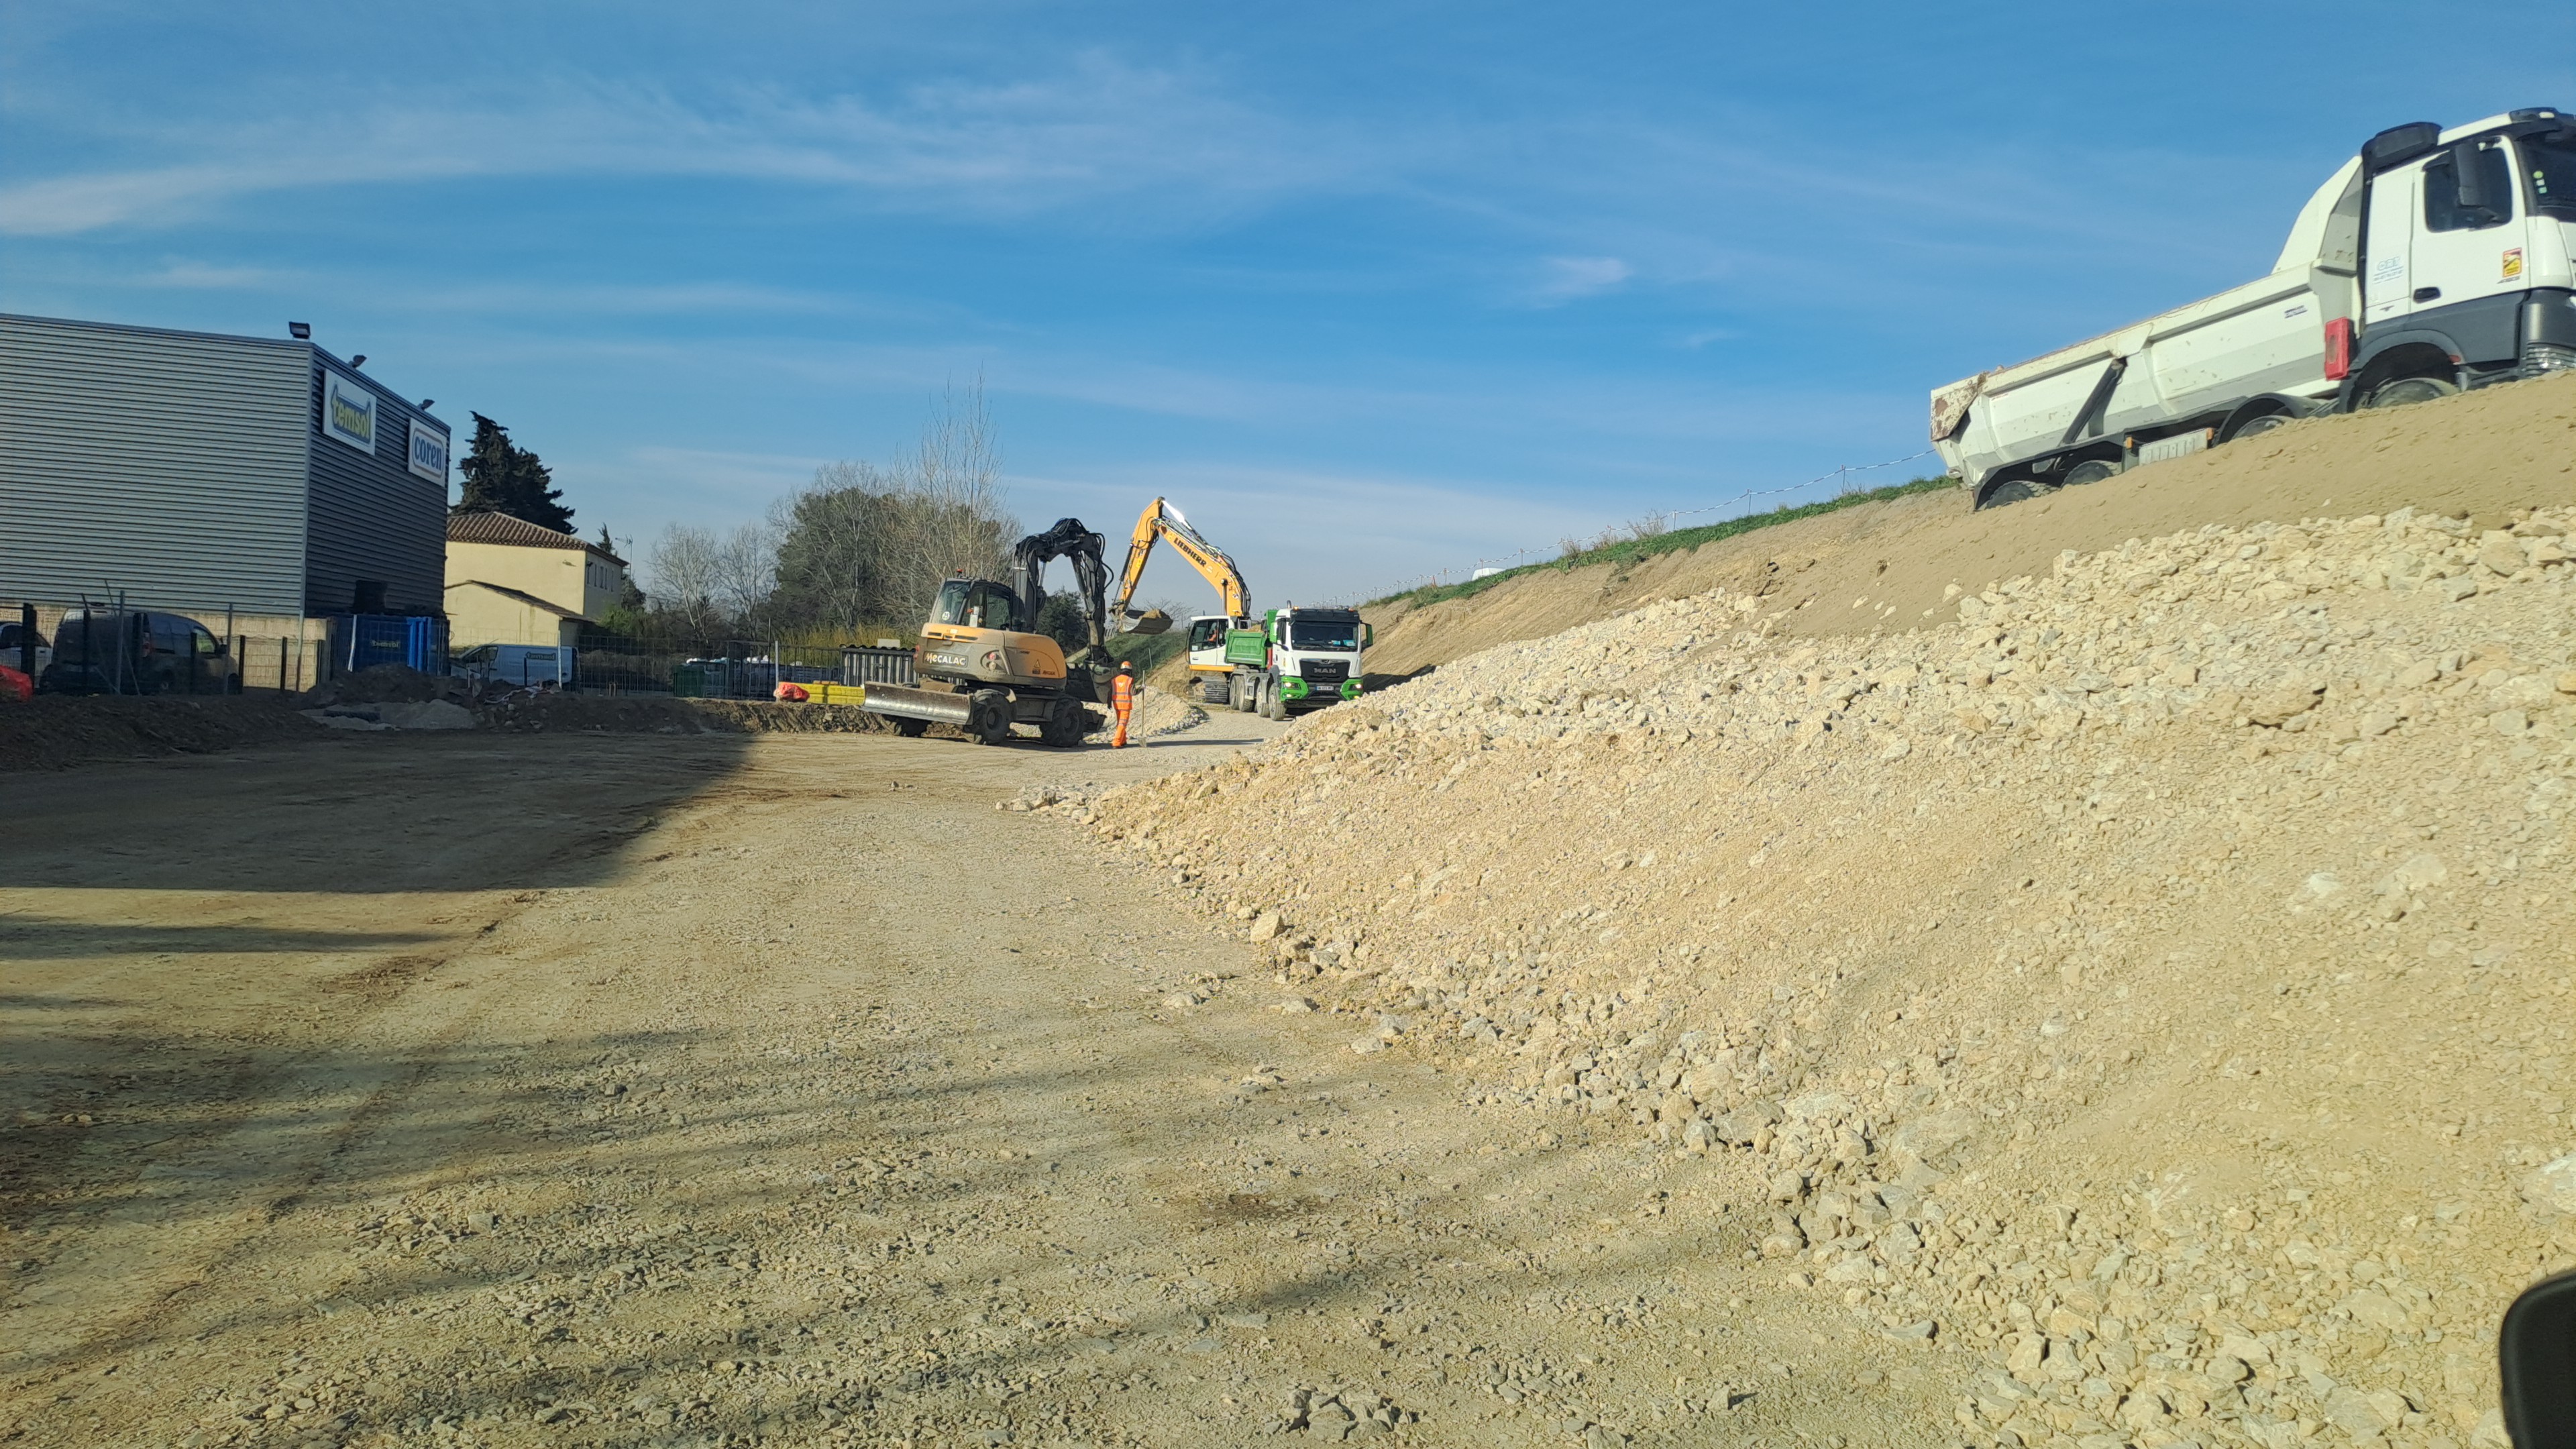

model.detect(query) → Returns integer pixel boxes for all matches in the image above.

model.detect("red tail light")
[2324,317,2355,381]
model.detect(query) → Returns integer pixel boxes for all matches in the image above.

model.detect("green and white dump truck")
[1226,605,1371,721]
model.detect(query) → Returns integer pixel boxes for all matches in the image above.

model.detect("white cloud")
[1006,460,1605,607]
[1527,255,1633,305]
[133,260,290,290]
[580,444,835,519]
[0,56,1391,237]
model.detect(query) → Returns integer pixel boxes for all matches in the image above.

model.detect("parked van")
[40,610,238,695]
[453,643,574,688]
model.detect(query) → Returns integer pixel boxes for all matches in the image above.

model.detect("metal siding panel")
[0,315,309,616]
[301,362,449,615]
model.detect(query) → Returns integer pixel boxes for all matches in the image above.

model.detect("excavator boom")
[1110,497,1251,631]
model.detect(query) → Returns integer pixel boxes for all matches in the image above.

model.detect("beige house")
[443,512,629,649]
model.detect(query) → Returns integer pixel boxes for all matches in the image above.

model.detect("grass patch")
[1092,627,1188,676]
[1366,475,1960,610]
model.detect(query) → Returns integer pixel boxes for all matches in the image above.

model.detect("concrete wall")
[443,575,581,649]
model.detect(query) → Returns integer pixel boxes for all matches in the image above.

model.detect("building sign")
[407,418,449,482]
[321,371,377,454]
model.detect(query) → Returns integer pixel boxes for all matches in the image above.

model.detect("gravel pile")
[1085,683,1204,745]
[1070,505,2576,1448]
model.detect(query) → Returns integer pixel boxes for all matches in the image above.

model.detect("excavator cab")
[918,574,1069,692]
[930,578,1028,633]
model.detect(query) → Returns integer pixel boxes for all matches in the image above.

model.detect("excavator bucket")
[1118,608,1173,636]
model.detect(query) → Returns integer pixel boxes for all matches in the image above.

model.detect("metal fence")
[9,598,351,698]
[568,637,918,698]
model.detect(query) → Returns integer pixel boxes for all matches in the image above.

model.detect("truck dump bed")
[1932,158,2363,494]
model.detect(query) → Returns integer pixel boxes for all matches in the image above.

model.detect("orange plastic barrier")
[0,665,30,702]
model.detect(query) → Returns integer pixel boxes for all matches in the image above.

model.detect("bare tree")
[712,519,779,623]
[884,377,1014,610]
[767,380,1019,635]
[647,524,727,637]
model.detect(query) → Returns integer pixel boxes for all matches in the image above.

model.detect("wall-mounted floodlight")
[418,398,434,410]
[350,354,367,368]
[288,321,311,339]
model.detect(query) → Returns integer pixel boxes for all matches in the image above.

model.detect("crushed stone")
[1069,504,2576,1446]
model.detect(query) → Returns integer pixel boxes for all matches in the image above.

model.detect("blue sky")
[5,3,2571,612]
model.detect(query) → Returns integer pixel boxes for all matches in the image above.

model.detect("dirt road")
[3,718,1960,1448]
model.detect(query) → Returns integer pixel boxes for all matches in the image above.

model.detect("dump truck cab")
[1238,605,1370,721]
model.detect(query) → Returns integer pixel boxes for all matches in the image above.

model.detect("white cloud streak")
[1527,255,1632,305]
[0,56,1389,237]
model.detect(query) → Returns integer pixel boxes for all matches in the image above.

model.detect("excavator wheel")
[895,716,929,739]
[1039,697,1089,748]
[1201,677,1232,706]
[967,690,1013,747]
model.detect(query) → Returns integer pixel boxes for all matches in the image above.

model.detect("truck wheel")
[1267,679,1288,721]
[967,691,1012,746]
[1977,478,2054,510]
[1236,675,1257,713]
[2062,460,2122,486]
[2366,375,2458,409]
[895,716,929,739]
[2225,412,2292,442]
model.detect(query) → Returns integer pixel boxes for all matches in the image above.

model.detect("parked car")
[0,619,50,681]
[452,643,574,688]
[39,609,238,695]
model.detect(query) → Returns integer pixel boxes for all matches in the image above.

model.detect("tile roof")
[443,578,590,621]
[446,511,623,563]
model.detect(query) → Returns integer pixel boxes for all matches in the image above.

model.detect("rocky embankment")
[1044,505,2576,1449]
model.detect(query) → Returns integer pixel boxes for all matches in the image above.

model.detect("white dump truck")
[1933,107,2576,508]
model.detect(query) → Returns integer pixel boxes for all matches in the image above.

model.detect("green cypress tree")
[452,413,574,532]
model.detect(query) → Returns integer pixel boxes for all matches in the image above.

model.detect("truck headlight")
[1340,680,1362,698]
[1281,677,1311,700]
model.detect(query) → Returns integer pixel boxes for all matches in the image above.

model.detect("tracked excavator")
[855,518,1113,747]
[1106,497,1258,706]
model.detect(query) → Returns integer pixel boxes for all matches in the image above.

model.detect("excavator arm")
[1010,517,1111,657]
[1109,498,1251,631]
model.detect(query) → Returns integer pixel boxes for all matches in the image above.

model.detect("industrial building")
[0,313,451,638]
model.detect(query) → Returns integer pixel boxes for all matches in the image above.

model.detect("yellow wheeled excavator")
[1106,498,1256,706]
[855,518,1113,747]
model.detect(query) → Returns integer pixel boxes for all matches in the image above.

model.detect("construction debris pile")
[1073,506,2576,1448]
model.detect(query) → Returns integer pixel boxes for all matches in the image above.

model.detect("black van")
[40,610,239,695]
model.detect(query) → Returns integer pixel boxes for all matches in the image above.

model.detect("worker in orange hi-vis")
[1110,660,1136,747]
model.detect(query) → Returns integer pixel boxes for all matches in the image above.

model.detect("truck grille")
[1298,659,1350,685]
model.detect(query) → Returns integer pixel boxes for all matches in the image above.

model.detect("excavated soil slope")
[0,696,327,771]
[1364,372,2576,683]
[1068,498,2576,1449]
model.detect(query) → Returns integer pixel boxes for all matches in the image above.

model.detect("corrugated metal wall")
[303,360,448,615]
[0,314,311,615]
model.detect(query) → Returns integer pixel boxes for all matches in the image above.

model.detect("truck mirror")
[2453,142,2492,211]
[2502,1269,2576,1448]
[1363,623,1375,647]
